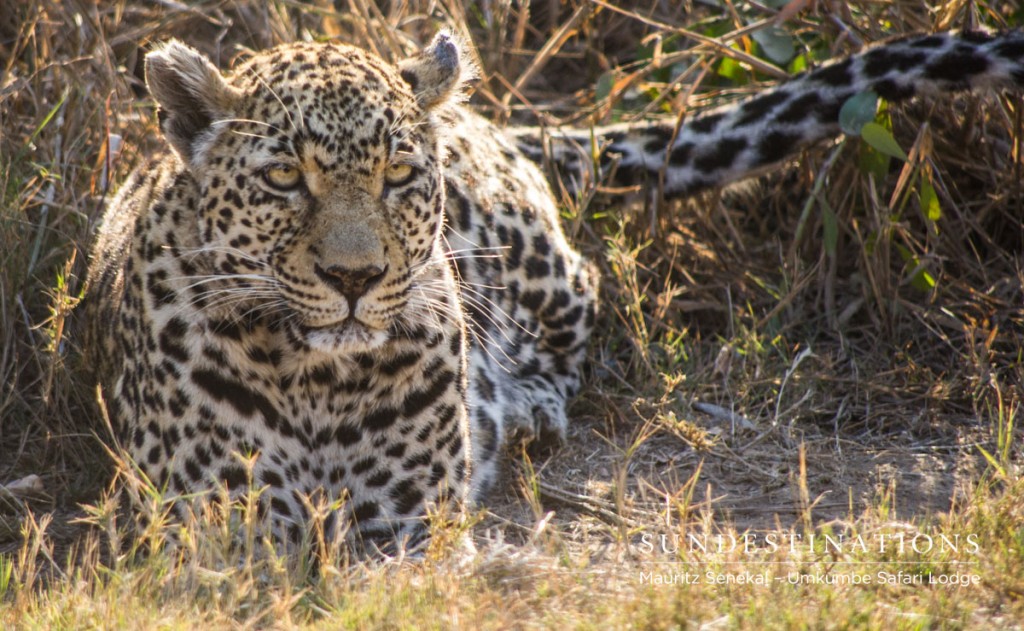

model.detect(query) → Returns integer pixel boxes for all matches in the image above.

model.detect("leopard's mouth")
[297,317,390,353]
[299,311,382,333]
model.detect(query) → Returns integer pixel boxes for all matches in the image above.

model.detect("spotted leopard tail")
[512,30,1024,198]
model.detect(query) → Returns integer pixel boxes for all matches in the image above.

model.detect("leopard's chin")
[301,319,390,354]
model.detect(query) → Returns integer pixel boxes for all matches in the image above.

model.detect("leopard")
[84,26,1024,548]
[85,32,597,547]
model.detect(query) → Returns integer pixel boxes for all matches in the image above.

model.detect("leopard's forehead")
[225,42,420,153]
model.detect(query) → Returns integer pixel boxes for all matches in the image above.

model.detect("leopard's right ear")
[398,31,476,111]
[145,41,240,163]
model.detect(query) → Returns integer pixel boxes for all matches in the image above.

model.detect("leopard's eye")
[263,164,302,190]
[384,163,417,188]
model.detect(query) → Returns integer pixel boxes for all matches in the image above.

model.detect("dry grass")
[1,0,1023,628]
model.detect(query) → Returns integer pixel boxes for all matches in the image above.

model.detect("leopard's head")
[146,33,472,351]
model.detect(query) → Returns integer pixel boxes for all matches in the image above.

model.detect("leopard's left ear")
[398,31,476,110]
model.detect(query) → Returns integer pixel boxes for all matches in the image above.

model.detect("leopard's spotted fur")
[515,30,1024,199]
[87,34,596,545]
[85,28,1024,546]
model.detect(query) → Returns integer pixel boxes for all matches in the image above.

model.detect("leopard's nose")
[315,263,387,306]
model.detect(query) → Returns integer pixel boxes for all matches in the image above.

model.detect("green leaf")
[976,446,1007,478]
[919,174,942,223]
[861,122,908,161]
[788,52,808,74]
[595,71,615,104]
[717,55,748,84]
[751,26,796,65]
[896,244,936,292]
[913,268,936,291]
[839,91,878,136]
[858,144,891,181]
[28,90,68,146]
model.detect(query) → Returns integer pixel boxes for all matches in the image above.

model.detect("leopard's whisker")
[411,283,526,370]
